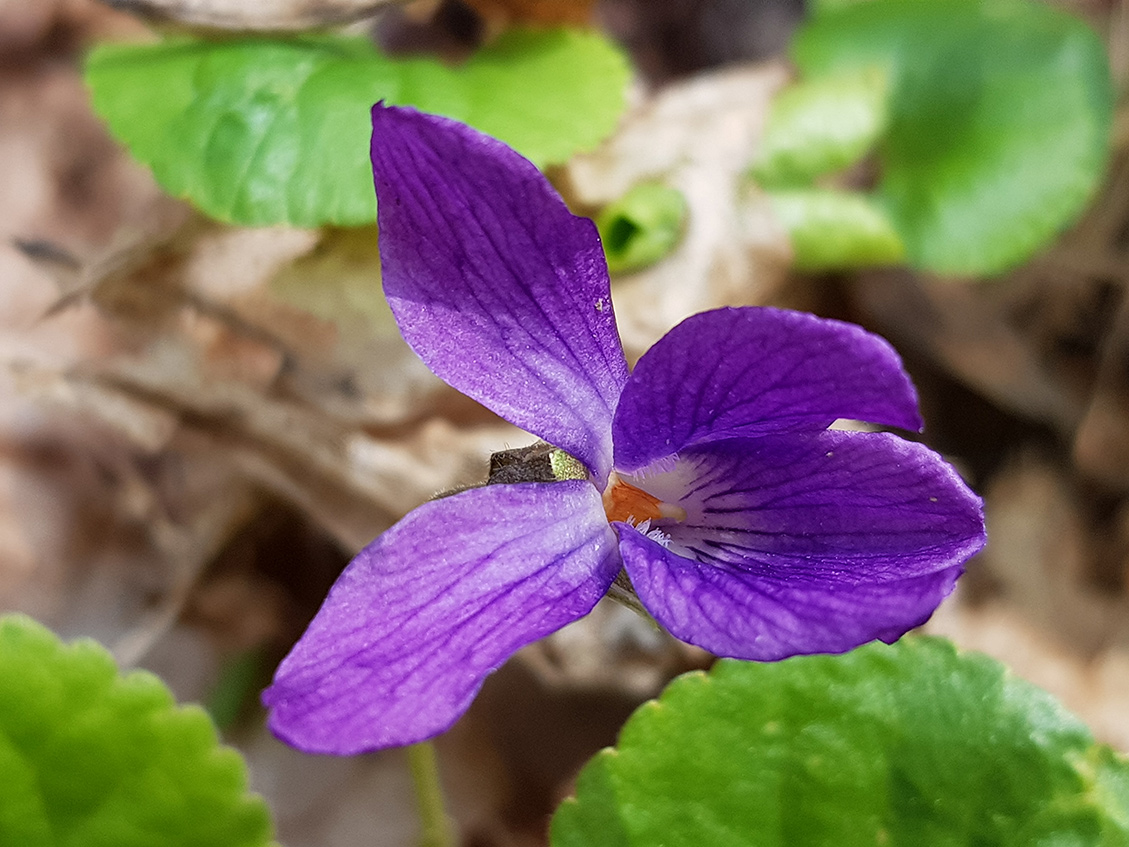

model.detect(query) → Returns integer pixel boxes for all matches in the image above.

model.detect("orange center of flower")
[602,473,686,525]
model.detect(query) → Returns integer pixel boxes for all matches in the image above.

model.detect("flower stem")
[407,742,454,847]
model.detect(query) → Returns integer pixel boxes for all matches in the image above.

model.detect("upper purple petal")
[612,307,923,473]
[619,524,961,660]
[371,104,628,483]
[263,480,619,754]
[616,430,985,659]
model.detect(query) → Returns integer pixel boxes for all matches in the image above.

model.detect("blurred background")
[0,0,1126,844]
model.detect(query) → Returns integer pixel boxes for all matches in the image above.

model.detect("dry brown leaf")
[854,271,1087,434]
[265,226,446,424]
[0,0,59,51]
[977,454,1125,653]
[1073,291,1129,487]
[8,360,179,452]
[241,727,427,847]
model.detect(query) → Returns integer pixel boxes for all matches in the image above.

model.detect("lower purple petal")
[616,430,984,659]
[619,524,961,660]
[263,481,619,754]
[620,430,985,581]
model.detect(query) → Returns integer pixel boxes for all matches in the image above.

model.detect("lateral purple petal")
[371,104,628,482]
[263,481,620,754]
[620,524,962,660]
[612,307,923,473]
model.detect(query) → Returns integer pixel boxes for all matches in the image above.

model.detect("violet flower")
[262,104,985,755]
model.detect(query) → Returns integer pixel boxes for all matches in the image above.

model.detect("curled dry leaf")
[562,63,793,358]
[98,0,414,30]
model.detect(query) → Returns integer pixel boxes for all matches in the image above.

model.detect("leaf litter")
[1,0,1128,844]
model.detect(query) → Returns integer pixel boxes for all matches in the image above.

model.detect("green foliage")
[768,188,904,268]
[551,637,1129,847]
[596,183,687,274]
[0,615,276,847]
[758,0,1112,275]
[85,30,630,226]
[752,67,889,188]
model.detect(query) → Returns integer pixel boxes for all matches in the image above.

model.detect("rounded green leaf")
[85,30,630,226]
[783,0,1112,275]
[0,615,275,847]
[551,637,1129,847]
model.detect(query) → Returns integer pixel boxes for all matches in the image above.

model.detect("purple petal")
[263,480,619,754]
[617,430,985,659]
[371,104,628,483]
[612,307,922,473]
[628,431,984,578]
[620,524,961,660]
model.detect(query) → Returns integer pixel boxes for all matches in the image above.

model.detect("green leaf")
[767,188,905,268]
[551,637,1129,847]
[753,66,889,188]
[779,0,1112,275]
[807,0,874,15]
[85,30,630,226]
[0,614,276,847]
[596,183,687,274]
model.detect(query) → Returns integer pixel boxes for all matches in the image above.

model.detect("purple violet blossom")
[262,104,986,755]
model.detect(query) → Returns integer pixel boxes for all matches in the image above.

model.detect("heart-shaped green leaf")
[0,614,275,847]
[551,637,1129,847]
[85,29,629,226]
[760,0,1112,275]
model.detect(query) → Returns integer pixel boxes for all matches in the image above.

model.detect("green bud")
[597,183,687,274]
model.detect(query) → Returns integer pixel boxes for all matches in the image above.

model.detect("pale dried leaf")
[99,0,414,30]
[9,359,179,452]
